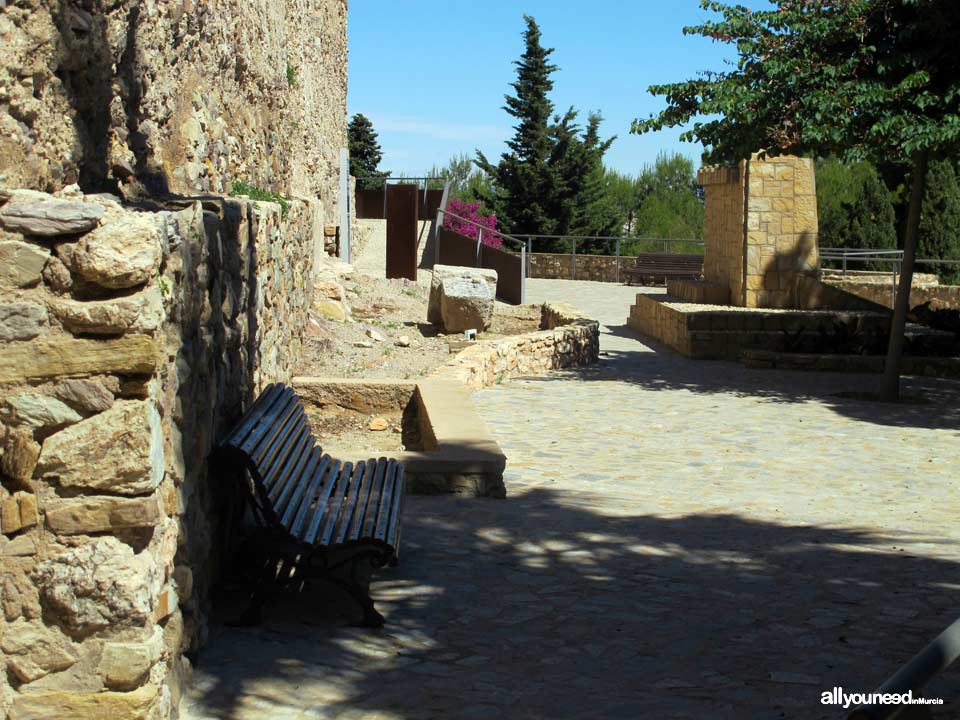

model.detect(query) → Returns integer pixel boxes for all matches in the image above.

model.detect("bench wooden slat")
[223,384,284,447]
[280,456,331,534]
[252,405,309,476]
[264,425,313,500]
[290,456,341,541]
[236,388,296,453]
[385,466,405,552]
[334,461,369,545]
[244,394,301,459]
[358,458,388,540]
[344,459,378,542]
[374,460,398,542]
[276,449,327,527]
[268,434,317,510]
[316,462,354,545]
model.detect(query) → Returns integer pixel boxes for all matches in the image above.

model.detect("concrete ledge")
[291,376,506,498]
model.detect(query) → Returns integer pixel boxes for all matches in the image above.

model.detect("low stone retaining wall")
[527,253,630,282]
[822,276,960,310]
[431,303,600,389]
[627,293,889,360]
[0,187,324,718]
[743,350,960,378]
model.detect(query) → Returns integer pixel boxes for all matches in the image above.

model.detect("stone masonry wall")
[431,303,600,390]
[0,188,320,718]
[0,1,347,205]
[696,156,819,309]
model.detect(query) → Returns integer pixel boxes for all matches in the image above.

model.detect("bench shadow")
[185,487,960,719]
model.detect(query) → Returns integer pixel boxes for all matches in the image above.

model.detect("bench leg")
[328,576,385,628]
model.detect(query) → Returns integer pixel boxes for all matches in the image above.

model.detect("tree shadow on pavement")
[184,488,960,720]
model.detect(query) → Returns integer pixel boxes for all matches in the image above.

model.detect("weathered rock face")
[53,379,115,415]
[0,302,47,341]
[37,400,163,495]
[0,192,104,236]
[99,627,164,691]
[0,0,347,205]
[0,619,78,684]
[71,214,162,289]
[436,267,498,333]
[31,537,163,636]
[45,495,162,536]
[0,240,50,288]
[1,394,82,431]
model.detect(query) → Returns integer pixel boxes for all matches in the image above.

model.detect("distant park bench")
[623,252,703,286]
[216,383,405,627]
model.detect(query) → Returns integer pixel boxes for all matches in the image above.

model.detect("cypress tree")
[348,113,388,189]
[475,15,558,237]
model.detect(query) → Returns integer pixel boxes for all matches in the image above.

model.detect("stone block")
[73,213,162,289]
[313,299,347,322]
[49,294,145,335]
[428,265,497,326]
[18,492,38,529]
[438,268,498,333]
[1,618,78,683]
[37,400,164,496]
[54,379,115,414]
[0,240,50,288]
[0,336,159,383]
[45,494,163,535]
[0,302,48,341]
[32,537,163,635]
[0,191,104,236]
[99,627,164,691]
[7,684,159,720]
[2,394,83,430]
[1,496,22,534]
[2,429,41,483]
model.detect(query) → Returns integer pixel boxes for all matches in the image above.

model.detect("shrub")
[443,198,502,249]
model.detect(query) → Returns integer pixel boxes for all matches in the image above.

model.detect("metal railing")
[847,615,960,719]
[354,176,445,218]
[511,234,704,283]
[819,247,960,306]
[435,208,526,304]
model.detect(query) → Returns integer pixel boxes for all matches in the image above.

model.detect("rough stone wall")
[698,164,746,303]
[0,188,320,718]
[527,253,633,283]
[822,277,960,310]
[431,303,600,390]
[696,156,819,309]
[0,1,347,205]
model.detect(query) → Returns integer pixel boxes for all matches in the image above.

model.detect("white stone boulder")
[0,190,104,236]
[72,212,162,289]
[428,265,498,332]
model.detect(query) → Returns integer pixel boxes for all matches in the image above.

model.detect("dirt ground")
[295,271,542,381]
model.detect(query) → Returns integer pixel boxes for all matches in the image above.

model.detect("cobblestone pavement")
[184,279,960,719]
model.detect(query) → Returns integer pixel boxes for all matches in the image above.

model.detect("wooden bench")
[215,382,405,627]
[623,252,703,286]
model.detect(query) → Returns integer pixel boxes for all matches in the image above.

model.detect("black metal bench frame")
[215,383,405,627]
[623,252,703,286]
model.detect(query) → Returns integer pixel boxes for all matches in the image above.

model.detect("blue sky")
[347,1,767,178]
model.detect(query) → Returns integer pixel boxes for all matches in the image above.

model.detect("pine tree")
[348,114,388,189]
[918,159,960,283]
[475,15,558,237]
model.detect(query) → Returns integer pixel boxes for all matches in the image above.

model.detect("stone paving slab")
[183,279,960,719]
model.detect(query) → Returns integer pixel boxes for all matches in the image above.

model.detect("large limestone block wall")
[0,188,320,718]
[0,1,347,203]
[697,155,819,309]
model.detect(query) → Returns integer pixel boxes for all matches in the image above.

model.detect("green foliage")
[348,113,389,189]
[474,16,616,250]
[816,158,896,254]
[603,169,642,235]
[230,180,290,217]
[631,0,960,166]
[425,154,495,214]
[918,159,960,283]
[632,153,703,241]
[286,63,297,87]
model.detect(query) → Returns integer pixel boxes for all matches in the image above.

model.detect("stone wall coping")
[697,164,741,186]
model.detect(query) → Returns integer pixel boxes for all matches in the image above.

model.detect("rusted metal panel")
[386,184,418,281]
